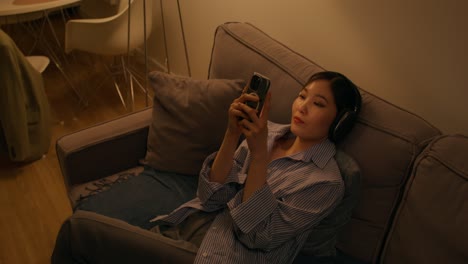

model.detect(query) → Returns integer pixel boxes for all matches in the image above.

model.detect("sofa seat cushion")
[143,71,244,176]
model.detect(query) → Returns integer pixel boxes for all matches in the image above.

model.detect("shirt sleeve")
[227,180,344,251]
[197,150,247,209]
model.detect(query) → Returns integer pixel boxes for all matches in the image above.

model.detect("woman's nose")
[298,101,307,114]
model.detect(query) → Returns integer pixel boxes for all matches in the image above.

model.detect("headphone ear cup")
[330,110,357,142]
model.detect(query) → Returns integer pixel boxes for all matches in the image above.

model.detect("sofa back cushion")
[381,135,468,263]
[209,22,441,263]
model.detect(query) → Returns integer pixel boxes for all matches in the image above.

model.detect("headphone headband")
[329,77,362,142]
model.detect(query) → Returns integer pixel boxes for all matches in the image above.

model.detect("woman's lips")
[293,116,304,124]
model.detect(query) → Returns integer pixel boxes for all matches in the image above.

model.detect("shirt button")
[212,227,217,230]
[202,252,208,257]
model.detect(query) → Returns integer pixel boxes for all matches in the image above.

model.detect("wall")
[148,0,467,134]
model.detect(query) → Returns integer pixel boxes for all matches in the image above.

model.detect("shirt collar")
[268,122,336,169]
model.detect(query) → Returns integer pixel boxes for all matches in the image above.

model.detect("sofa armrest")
[56,108,152,191]
[52,210,196,264]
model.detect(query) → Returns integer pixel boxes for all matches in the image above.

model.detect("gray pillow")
[301,150,361,257]
[143,71,244,175]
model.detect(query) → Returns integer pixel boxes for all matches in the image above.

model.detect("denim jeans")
[75,167,199,230]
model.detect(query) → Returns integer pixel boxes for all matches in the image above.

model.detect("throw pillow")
[143,71,245,176]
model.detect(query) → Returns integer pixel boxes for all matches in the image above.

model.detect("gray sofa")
[56,22,468,263]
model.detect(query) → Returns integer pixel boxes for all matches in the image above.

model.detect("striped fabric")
[151,122,344,263]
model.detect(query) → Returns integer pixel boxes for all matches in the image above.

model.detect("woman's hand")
[227,91,260,136]
[238,92,272,158]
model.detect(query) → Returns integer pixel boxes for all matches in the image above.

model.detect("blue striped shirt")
[151,122,344,263]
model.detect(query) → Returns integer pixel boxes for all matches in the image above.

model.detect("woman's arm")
[196,91,263,206]
[209,91,261,184]
[242,149,268,201]
[230,179,344,251]
[239,92,271,201]
[209,130,241,184]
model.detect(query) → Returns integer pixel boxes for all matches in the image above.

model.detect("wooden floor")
[0,17,155,264]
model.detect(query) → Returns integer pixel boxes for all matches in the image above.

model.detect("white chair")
[77,0,128,19]
[26,56,50,73]
[65,0,152,109]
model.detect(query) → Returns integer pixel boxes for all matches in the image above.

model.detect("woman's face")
[291,79,337,143]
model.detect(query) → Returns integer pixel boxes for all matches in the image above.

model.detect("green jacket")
[0,29,51,162]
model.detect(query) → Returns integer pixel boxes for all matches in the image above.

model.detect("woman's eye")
[314,101,325,107]
[298,93,306,99]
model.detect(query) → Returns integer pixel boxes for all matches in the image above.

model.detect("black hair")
[306,71,362,142]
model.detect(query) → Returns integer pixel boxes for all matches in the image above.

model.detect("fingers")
[238,118,258,137]
[231,91,271,135]
[230,101,258,121]
[229,103,249,120]
[234,92,259,104]
[236,103,264,134]
[233,91,271,121]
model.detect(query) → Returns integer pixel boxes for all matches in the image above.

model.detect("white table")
[0,0,80,17]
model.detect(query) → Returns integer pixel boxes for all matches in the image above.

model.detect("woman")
[52,71,362,263]
[149,71,361,263]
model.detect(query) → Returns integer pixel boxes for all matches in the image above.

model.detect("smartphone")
[244,72,271,115]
